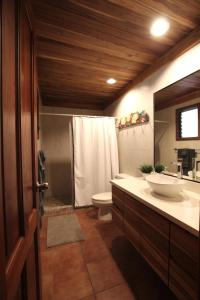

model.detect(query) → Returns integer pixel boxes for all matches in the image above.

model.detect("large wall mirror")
[154,69,200,182]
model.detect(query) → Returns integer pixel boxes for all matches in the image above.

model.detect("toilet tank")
[115,173,132,179]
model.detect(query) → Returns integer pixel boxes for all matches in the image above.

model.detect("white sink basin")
[146,174,186,197]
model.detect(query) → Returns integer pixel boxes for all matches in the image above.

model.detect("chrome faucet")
[192,158,200,179]
[192,157,196,179]
[172,160,183,179]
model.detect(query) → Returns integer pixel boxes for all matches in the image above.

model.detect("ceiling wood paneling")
[32,0,200,109]
[154,70,200,111]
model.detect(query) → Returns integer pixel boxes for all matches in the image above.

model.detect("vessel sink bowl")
[146,174,186,197]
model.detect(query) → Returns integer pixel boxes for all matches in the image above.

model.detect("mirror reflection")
[154,70,200,182]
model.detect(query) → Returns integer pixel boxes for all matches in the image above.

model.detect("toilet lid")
[92,192,112,202]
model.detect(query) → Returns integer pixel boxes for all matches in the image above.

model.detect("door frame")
[0,1,41,299]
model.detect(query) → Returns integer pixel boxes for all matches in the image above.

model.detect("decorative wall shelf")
[116,111,149,129]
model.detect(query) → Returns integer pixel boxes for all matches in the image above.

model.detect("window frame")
[176,103,200,141]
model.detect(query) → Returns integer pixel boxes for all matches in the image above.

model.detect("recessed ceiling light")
[107,78,117,85]
[150,17,170,37]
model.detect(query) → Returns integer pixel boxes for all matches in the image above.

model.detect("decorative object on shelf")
[139,164,153,179]
[116,110,149,129]
[154,164,165,173]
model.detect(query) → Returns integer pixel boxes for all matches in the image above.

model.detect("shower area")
[40,113,119,214]
[40,114,74,214]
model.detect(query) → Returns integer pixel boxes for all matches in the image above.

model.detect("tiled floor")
[40,208,177,300]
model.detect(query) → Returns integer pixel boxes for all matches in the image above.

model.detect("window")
[176,104,200,140]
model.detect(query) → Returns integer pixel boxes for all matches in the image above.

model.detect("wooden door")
[0,0,41,299]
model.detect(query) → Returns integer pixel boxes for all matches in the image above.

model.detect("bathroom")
[37,47,200,300]
[1,2,200,300]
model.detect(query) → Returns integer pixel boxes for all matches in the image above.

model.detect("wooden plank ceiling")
[32,0,200,110]
[155,70,200,111]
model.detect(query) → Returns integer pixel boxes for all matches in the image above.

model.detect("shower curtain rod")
[39,112,116,118]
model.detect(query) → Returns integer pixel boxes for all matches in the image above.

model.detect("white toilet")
[92,173,131,221]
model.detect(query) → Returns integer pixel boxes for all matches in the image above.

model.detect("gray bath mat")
[47,214,85,247]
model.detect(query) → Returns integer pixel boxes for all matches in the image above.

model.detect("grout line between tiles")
[78,214,97,300]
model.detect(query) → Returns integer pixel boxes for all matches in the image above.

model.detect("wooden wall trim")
[155,90,200,111]
[0,1,7,299]
[199,204,200,299]
[32,21,43,300]
[111,25,200,103]
[5,209,37,300]
[43,97,105,110]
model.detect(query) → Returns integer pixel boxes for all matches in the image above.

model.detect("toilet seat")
[92,192,112,221]
[92,174,132,221]
[92,192,112,204]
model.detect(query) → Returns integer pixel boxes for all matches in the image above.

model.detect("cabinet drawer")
[170,223,198,279]
[125,193,142,214]
[112,194,124,213]
[124,206,142,234]
[141,237,168,285]
[124,220,140,252]
[141,218,169,258]
[169,259,197,300]
[112,186,126,201]
[112,206,124,231]
[141,204,169,236]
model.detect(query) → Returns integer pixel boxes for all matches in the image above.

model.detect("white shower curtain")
[73,117,119,207]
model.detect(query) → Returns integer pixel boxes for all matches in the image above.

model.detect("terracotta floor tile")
[53,267,93,300]
[81,236,111,263]
[87,256,124,293]
[42,273,54,300]
[40,208,177,300]
[96,283,137,300]
[80,295,96,300]
[42,243,85,276]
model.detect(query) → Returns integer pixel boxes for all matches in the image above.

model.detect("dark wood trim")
[176,102,200,141]
[155,90,200,112]
[43,97,105,110]
[31,14,42,300]
[6,209,37,300]
[16,0,26,240]
[199,204,200,300]
[22,1,42,299]
[0,1,7,298]
[113,25,200,102]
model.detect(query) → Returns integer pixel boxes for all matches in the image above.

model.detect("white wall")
[105,43,200,176]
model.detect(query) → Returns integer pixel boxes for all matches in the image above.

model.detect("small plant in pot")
[139,164,153,179]
[154,164,165,173]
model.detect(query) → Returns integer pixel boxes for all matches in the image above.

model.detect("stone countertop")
[111,176,200,237]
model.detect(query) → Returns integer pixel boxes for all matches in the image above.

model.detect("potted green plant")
[139,164,153,179]
[154,164,165,173]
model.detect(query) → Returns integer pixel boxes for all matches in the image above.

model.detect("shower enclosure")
[40,114,74,213]
[40,113,119,212]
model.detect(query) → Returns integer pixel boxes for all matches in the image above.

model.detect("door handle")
[36,182,48,191]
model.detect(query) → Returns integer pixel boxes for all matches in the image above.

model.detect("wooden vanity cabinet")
[112,186,125,231]
[124,193,143,253]
[112,185,198,300]
[140,204,170,285]
[169,224,198,300]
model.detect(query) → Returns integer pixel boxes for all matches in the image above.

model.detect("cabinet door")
[169,224,198,300]
[140,205,170,285]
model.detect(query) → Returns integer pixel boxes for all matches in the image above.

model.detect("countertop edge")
[111,181,199,237]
